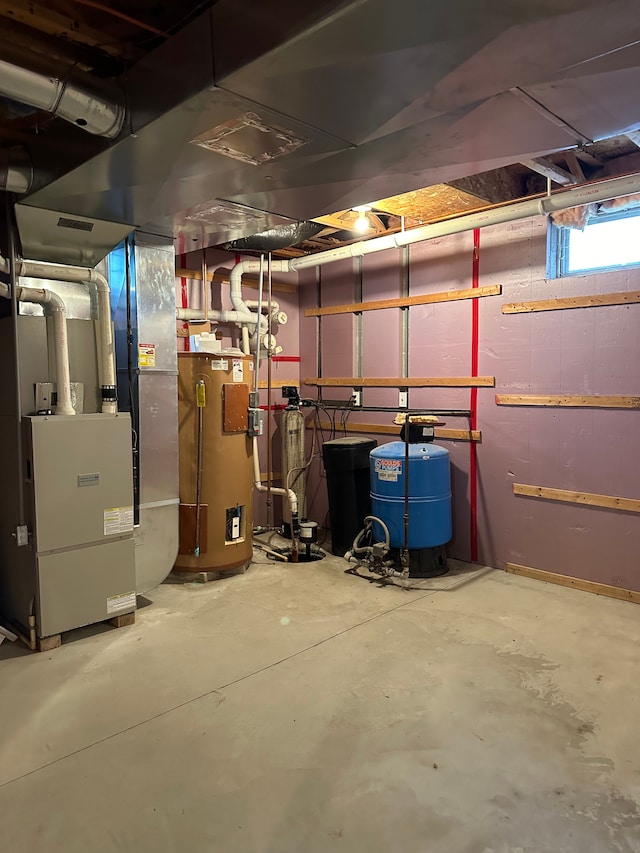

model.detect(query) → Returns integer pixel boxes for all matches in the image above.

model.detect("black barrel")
[322,437,377,557]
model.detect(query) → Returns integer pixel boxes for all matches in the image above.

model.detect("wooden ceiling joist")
[520,157,577,186]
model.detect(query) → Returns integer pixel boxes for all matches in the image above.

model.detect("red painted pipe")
[180,252,189,352]
[469,229,480,562]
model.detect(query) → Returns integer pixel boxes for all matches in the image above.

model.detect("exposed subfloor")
[1,554,640,852]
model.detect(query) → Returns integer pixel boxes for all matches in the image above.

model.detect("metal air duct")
[222,222,324,252]
[0,45,125,139]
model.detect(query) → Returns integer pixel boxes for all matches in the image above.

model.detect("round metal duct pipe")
[0,45,125,139]
[222,222,324,252]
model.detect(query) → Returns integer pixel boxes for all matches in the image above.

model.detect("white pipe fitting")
[5,257,117,414]
[252,435,298,516]
[0,281,75,416]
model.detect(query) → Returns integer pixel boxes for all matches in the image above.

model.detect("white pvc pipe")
[229,260,289,311]
[0,282,75,416]
[0,255,117,414]
[244,299,280,315]
[252,435,298,516]
[241,326,250,355]
[288,172,640,272]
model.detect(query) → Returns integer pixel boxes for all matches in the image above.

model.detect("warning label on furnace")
[106,591,136,614]
[138,343,156,368]
[375,458,402,483]
[104,506,134,536]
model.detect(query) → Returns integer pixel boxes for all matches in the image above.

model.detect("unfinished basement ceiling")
[3,0,640,261]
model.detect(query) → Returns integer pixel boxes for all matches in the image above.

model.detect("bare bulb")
[354,214,369,233]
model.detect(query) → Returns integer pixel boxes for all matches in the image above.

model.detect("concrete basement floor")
[1,554,640,853]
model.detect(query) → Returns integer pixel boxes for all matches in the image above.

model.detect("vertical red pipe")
[470,229,480,562]
[180,252,189,352]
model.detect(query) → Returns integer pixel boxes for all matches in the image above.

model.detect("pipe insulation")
[0,254,117,413]
[0,282,75,416]
[0,45,124,138]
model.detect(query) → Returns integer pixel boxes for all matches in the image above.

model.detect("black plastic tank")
[322,437,377,556]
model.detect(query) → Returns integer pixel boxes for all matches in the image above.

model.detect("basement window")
[550,204,640,277]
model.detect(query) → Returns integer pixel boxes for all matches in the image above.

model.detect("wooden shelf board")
[506,563,640,605]
[502,290,640,314]
[304,376,494,388]
[309,420,481,442]
[176,267,297,294]
[496,394,640,409]
[305,284,501,317]
[513,483,640,513]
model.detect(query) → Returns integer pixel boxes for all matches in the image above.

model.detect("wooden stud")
[309,420,481,442]
[520,157,577,186]
[565,152,586,183]
[502,291,640,314]
[506,563,640,605]
[513,483,640,513]
[110,612,136,628]
[495,394,640,409]
[304,376,495,388]
[304,284,501,318]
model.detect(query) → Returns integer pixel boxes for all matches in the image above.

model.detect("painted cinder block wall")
[299,217,640,591]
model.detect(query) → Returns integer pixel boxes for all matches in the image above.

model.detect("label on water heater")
[375,458,402,482]
[232,359,243,382]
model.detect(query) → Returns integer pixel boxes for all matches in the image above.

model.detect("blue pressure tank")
[370,441,452,549]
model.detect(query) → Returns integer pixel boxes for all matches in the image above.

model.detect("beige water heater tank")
[174,352,254,573]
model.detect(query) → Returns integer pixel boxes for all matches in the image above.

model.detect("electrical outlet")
[231,516,240,539]
[352,389,362,407]
[398,390,408,408]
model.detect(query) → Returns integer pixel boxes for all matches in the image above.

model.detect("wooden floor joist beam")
[502,291,640,314]
[304,376,495,388]
[506,563,640,605]
[513,483,640,513]
[304,284,501,317]
[496,394,640,409]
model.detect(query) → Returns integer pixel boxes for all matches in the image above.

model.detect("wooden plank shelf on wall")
[496,394,640,409]
[304,284,501,317]
[506,563,640,605]
[502,290,640,314]
[309,420,481,443]
[176,267,297,294]
[303,376,495,388]
[513,483,640,513]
